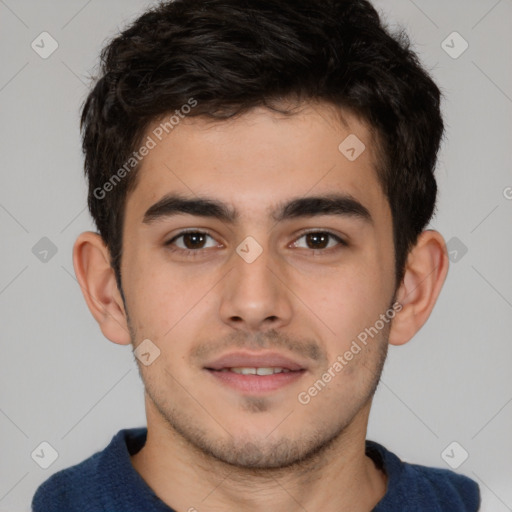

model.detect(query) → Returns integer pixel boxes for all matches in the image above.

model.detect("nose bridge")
[219,237,292,330]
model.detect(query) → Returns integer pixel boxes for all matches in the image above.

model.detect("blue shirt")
[31,427,480,511]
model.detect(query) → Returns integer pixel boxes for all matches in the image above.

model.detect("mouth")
[204,351,308,394]
[215,366,296,375]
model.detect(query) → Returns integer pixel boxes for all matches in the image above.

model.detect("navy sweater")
[32,428,480,511]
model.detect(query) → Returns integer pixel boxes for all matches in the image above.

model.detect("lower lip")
[206,369,306,393]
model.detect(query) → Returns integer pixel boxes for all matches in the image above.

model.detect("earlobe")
[72,231,131,346]
[388,230,449,346]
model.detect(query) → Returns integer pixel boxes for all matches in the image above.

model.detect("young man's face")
[119,102,397,468]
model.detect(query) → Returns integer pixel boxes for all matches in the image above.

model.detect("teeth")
[232,367,256,375]
[256,367,276,376]
[228,367,291,375]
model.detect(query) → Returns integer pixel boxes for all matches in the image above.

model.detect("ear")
[388,229,449,346]
[72,231,131,345]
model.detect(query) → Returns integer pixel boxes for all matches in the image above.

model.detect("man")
[31,0,481,510]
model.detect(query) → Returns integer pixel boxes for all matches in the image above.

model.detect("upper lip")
[204,351,307,371]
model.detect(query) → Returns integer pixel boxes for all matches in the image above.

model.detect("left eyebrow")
[142,192,373,225]
[272,193,373,225]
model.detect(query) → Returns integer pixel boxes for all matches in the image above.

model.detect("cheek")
[122,253,181,335]
[125,253,221,341]
[306,259,393,352]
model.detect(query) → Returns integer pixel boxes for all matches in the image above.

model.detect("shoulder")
[366,440,481,512]
[31,449,103,511]
[403,460,480,509]
[31,428,147,512]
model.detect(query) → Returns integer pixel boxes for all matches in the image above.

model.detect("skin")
[73,101,449,512]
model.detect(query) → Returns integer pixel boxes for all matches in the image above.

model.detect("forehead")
[125,102,389,223]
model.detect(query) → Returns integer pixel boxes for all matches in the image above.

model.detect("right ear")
[72,231,131,345]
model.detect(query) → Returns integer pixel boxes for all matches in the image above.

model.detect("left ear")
[388,229,449,346]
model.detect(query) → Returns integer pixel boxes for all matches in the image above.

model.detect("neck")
[131,398,388,512]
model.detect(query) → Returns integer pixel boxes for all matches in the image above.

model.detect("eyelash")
[164,229,347,258]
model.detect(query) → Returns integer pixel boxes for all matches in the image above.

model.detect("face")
[120,102,397,469]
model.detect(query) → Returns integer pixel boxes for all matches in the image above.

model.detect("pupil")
[307,233,328,249]
[184,233,205,249]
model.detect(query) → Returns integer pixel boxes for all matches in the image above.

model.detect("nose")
[218,242,293,332]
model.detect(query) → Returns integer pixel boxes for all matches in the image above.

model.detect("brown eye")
[292,231,346,251]
[180,232,208,249]
[305,232,330,249]
[166,231,218,253]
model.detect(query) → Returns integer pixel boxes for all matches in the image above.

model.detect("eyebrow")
[142,192,373,225]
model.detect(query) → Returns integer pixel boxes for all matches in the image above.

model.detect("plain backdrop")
[0,1,511,510]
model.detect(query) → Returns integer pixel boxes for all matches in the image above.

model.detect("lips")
[203,351,306,394]
[203,351,307,394]
[204,351,306,372]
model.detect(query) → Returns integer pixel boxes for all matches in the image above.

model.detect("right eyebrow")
[143,194,236,224]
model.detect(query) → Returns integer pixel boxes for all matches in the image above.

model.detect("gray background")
[1,0,511,510]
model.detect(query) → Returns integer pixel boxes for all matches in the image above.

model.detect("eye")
[291,231,347,252]
[165,230,220,255]
[164,229,347,258]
